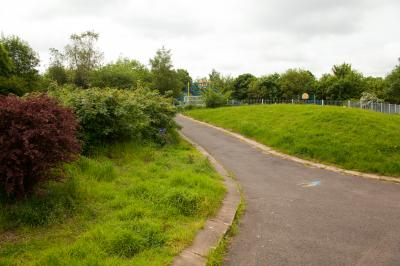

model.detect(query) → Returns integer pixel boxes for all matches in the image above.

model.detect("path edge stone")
[179,114,400,184]
[172,131,241,266]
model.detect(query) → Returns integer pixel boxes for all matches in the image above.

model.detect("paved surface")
[176,116,400,266]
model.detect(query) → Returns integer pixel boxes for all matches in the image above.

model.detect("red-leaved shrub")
[0,95,81,198]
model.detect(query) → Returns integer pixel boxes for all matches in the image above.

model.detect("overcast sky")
[1,0,399,78]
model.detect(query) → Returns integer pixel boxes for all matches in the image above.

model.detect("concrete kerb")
[172,131,241,266]
[179,114,400,185]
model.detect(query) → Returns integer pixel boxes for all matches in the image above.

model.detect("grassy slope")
[0,139,225,265]
[186,105,400,177]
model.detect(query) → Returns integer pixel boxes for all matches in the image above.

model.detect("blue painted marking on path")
[299,180,321,188]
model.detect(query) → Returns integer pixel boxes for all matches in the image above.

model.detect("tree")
[317,63,365,100]
[332,63,352,78]
[364,76,386,99]
[0,35,40,95]
[90,58,151,89]
[248,74,281,100]
[232,73,256,100]
[385,63,400,104]
[278,69,316,100]
[176,68,192,94]
[46,48,68,85]
[0,43,13,76]
[64,31,103,88]
[207,69,234,94]
[149,47,180,97]
[1,35,40,79]
[315,74,333,100]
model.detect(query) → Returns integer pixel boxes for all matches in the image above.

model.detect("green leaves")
[202,88,229,108]
[49,86,177,147]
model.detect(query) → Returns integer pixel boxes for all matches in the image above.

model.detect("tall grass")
[0,139,225,265]
[186,104,400,176]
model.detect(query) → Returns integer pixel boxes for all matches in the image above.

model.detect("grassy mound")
[186,104,400,177]
[0,139,225,265]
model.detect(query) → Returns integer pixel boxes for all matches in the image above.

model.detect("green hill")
[186,105,400,177]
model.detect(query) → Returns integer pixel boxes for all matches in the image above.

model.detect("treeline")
[0,31,191,98]
[203,63,400,104]
[0,31,399,104]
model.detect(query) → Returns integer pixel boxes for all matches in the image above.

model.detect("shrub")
[50,86,177,146]
[202,88,228,108]
[131,88,177,142]
[50,87,148,147]
[0,95,81,198]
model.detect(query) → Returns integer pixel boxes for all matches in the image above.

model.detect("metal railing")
[226,99,400,115]
[182,96,205,106]
[182,96,400,115]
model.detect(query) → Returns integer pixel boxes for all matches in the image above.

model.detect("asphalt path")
[176,115,400,266]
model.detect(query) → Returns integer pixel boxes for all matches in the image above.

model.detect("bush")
[202,88,228,108]
[50,86,177,146]
[0,95,81,198]
[131,88,177,142]
[50,87,148,146]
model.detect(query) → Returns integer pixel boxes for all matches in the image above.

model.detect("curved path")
[176,115,400,266]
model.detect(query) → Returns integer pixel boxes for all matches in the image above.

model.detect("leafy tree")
[0,43,13,76]
[315,74,333,100]
[278,69,316,100]
[1,35,39,79]
[0,35,40,95]
[364,76,386,99]
[385,63,400,104]
[332,63,353,78]
[208,69,223,89]
[64,31,103,88]
[150,47,180,97]
[317,63,365,100]
[248,74,281,100]
[176,68,192,94]
[232,73,256,100]
[90,58,151,89]
[46,48,68,85]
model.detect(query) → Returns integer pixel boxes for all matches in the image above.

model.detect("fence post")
[262,99,264,104]
[381,102,383,113]
[348,100,350,108]
[291,99,294,104]
[322,99,324,106]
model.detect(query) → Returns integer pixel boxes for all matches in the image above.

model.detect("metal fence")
[182,96,400,115]
[183,95,205,106]
[227,99,400,115]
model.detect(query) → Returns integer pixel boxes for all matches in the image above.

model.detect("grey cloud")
[240,0,375,36]
[1,0,399,78]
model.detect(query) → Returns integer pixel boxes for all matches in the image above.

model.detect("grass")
[206,192,245,266]
[186,104,400,177]
[0,137,226,265]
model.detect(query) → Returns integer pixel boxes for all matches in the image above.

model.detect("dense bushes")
[0,85,176,199]
[132,88,177,140]
[49,86,177,147]
[0,95,81,198]
[202,88,228,108]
